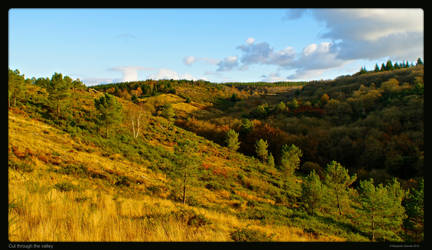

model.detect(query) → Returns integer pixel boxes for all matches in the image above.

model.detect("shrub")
[8,159,33,173]
[230,228,272,242]
[187,214,212,227]
[54,181,78,192]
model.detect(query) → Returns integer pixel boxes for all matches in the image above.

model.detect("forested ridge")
[8,59,423,242]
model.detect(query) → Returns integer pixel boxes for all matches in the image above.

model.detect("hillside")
[8,90,344,242]
[8,64,424,242]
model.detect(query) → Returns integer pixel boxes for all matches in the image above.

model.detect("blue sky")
[9,8,423,85]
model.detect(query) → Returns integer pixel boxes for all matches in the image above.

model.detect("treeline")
[223,81,309,88]
[357,58,423,75]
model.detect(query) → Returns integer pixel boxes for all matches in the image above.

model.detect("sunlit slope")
[8,109,344,242]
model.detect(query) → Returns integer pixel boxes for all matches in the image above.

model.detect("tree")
[276,101,286,113]
[356,178,406,241]
[161,103,176,121]
[94,93,123,138]
[8,69,26,107]
[174,139,201,204]
[280,144,303,176]
[255,139,269,162]
[403,178,424,242]
[125,103,148,139]
[323,161,357,216]
[47,73,72,117]
[320,93,330,106]
[385,60,394,71]
[226,129,240,151]
[301,170,324,215]
[416,57,423,66]
[374,64,380,72]
[267,153,275,168]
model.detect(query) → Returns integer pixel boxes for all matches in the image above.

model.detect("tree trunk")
[182,172,187,204]
[371,215,375,241]
[336,192,342,216]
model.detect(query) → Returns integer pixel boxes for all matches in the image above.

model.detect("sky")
[9,8,424,85]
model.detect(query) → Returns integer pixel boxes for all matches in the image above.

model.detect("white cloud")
[237,41,295,67]
[183,56,196,65]
[183,56,219,66]
[216,56,239,71]
[246,37,255,45]
[109,66,154,82]
[261,72,286,82]
[311,8,424,61]
[82,77,120,86]
[149,68,205,81]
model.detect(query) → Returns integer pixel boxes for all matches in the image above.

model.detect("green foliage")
[8,69,27,107]
[301,170,324,215]
[323,161,357,216]
[94,93,123,137]
[255,139,269,162]
[276,101,286,113]
[46,73,73,118]
[226,129,240,151]
[9,159,34,173]
[54,181,78,192]
[356,178,406,241]
[160,103,176,121]
[230,227,273,242]
[280,144,303,176]
[267,153,275,168]
[403,178,424,242]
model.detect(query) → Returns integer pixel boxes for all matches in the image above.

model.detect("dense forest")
[8,58,423,242]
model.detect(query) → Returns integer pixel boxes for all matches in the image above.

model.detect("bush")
[9,159,34,173]
[187,214,212,227]
[54,181,78,192]
[230,228,273,242]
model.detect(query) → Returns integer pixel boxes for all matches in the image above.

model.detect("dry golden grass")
[8,110,344,242]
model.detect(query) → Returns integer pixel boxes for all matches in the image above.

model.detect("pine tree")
[8,69,26,108]
[267,153,275,168]
[280,144,303,176]
[226,129,240,152]
[323,161,357,216]
[94,93,123,138]
[416,57,423,65]
[255,139,269,162]
[385,60,394,71]
[403,178,424,242]
[161,103,176,121]
[357,178,406,241]
[174,139,201,204]
[47,73,72,118]
[374,64,380,72]
[301,170,324,215]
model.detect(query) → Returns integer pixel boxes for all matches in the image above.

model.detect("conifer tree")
[226,129,240,152]
[280,144,303,176]
[8,69,26,108]
[357,178,406,241]
[416,57,423,65]
[94,93,123,138]
[255,139,269,162]
[47,72,72,118]
[323,161,356,216]
[374,64,380,72]
[267,153,275,168]
[301,170,324,215]
[174,139,201,204]
[403,178,424,242]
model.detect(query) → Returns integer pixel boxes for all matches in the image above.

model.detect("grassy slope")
[8,100,344,241]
